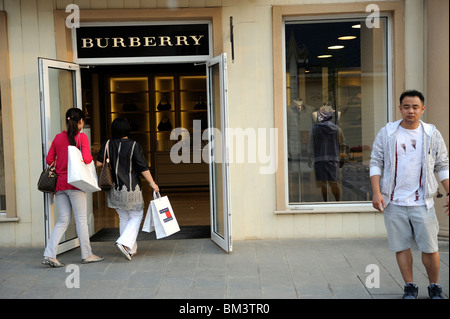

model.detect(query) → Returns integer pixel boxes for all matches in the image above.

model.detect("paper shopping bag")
[142,192,180,239]
[67,145,101,193]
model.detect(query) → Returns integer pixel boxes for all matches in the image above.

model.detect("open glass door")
[206,53,232,252]
[38,58,90,254]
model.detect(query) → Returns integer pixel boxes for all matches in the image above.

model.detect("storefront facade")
[0,0,448,249]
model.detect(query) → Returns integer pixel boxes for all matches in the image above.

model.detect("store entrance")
[81,63,211,240]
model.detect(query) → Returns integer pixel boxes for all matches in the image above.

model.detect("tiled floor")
[1,238,448,300]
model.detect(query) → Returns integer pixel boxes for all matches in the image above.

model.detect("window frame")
[0,11,17,220]
[272,2,405,214]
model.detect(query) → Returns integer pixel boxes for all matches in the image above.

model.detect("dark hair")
[111,117,131,139]
[400,90,425,105]
[66,108,85,146]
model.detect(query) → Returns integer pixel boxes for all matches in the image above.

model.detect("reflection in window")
[285,18,389,204]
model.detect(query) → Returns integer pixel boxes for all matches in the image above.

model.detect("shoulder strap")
[114,141,137,188]
[103,140,110,165]
[128,141,136,186]
[114,142,122,185]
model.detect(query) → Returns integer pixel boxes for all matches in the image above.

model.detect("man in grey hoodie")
[370,90,449,299]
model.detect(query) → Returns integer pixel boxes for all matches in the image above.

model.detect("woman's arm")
[79,132,93,164]
[46,138,57,165]
[141,170,159,193]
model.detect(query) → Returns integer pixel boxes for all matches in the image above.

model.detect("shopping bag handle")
[153,191,161,199]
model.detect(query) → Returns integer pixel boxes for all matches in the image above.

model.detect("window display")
[285,18,389,204]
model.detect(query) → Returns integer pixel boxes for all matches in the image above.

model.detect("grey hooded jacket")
[370,119,449,208]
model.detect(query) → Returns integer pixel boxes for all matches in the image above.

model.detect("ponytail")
[65,108,85,146]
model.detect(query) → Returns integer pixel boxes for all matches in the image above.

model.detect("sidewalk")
[0,238,448,299]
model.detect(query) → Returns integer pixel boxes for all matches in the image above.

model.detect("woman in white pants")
[97,117,159,260]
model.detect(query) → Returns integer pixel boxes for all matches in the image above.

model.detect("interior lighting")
[338,36,357,40]
[328,45,344,50]
[352,24,361,29]
[317,55,332,58]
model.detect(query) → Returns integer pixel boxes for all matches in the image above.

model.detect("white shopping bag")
[67,145,101,193]
[142,192,180,239]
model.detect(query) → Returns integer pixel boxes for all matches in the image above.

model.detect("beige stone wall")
[0,0,447,246]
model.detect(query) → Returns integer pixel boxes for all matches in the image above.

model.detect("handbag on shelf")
[37,161,57,193]
[98,140,114,190]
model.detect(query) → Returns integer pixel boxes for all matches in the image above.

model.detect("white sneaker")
[115,243,131,261]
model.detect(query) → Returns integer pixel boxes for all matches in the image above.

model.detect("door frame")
[38,57,83,254]
[206,53,232,252]
[38,55,232,253]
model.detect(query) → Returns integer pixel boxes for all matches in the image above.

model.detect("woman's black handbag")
[37,161,57,193]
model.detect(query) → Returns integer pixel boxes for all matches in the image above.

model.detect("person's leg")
[43,191,72,260]
[320,184,328,201]
[115,209,132,260]
[396,249,414,283]
[422,252,440,284]
[409,205,440,285]
[68,190,93,260]
[116,209,144,255]
[383,204,418,298]
[329,181,341,201]
[116,209,130,237]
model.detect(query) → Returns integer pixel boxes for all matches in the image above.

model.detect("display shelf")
[107,76,151,167]
[106,73,209,185]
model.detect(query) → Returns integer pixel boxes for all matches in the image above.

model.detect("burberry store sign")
[73,23,211,64]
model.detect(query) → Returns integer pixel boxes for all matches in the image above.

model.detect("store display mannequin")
[308,105,346,201]
[312,103,341,123]
[293,98,303,112]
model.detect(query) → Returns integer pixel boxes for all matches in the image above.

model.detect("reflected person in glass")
[308,105,347,201]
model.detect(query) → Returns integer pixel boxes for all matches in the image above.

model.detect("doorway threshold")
[90,225,210,242]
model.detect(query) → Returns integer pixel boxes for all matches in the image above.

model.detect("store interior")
[80,63,211,239]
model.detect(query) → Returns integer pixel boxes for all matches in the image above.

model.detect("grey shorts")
[383,204,439,253]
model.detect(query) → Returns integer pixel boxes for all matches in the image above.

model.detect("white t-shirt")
[392,124,424,206]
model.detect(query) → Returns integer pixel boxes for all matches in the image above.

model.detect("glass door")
[206,53,232,252]
[38,58,88,254]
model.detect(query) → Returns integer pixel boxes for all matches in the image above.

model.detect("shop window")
[284,17,389,205]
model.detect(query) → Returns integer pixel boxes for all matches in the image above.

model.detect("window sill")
[275,203,377,214]
[0,216,20,223]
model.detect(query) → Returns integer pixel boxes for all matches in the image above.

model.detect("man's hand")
[372,192,385,213]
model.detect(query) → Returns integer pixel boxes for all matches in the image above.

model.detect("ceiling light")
[328,45,344,50]
[338,36,357,40]
[352,24,361,29]
[318,55,332,58]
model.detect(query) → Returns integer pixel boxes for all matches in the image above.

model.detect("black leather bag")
[37,161,57,193]
[98,140,114,190]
